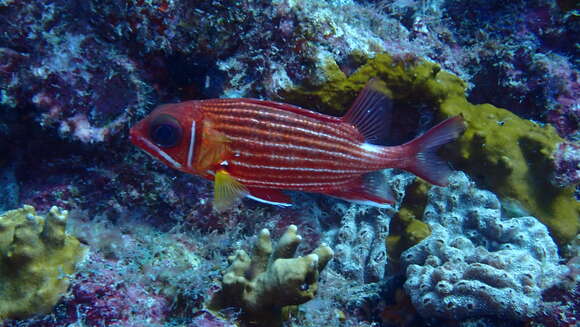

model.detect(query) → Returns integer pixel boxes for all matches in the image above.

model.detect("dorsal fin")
[342,79,393,145]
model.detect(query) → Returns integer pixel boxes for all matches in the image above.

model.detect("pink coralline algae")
[67,267,170,327]
[189,310,237,327]
[552,142,580,187]
[534,282,579,327]
[74,254,173,326]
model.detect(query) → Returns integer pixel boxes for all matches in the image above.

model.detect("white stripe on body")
[235,176,352,188]
[215,112,385,162]
[231,160,364,174]
[217,110,356,147]
[225,133,362,162]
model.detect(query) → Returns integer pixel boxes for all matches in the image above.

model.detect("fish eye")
[149,114,182,148]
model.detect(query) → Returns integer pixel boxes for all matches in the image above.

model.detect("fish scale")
[202,101,378,189]
[130,80,465,210]
[205,101,376,162]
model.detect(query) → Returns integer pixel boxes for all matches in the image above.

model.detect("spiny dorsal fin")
[213,169,248,212]
[342,79,393,145]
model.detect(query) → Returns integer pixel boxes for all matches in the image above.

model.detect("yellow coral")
[282,53,579,246]
[387,179,431,271]
[439,96,579,244]
[208,225,333,327]
[0,205,86,321]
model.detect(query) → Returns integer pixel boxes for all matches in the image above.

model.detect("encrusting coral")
[332,203,391,283]
[0,205,86,321]
[402,172,567,321]
[282,53,579,247]
[208,225,334,327]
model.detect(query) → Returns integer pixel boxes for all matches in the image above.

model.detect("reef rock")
[401,172,567,321]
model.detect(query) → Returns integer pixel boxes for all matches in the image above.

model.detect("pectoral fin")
[213,170,248,211]
[197,121,231,171]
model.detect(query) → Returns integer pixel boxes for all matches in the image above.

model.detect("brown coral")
[208,225,333,327]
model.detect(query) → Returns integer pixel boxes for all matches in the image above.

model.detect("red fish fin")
[213,170,248,212]
[402,116,465,186]
[325,172,395,207]
[246,188,293,207]
[342,79,393,145]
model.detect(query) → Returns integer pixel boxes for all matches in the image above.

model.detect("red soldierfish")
[129,81,465,211]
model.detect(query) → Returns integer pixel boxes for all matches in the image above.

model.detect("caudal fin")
[403,116,465,186]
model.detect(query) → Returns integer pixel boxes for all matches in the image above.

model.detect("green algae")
[282,53,579,247]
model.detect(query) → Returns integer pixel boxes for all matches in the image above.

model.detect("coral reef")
[0,0,577,326]
[0,1,152,143]
[2,210,237,327]
[208,225,334,327]
[442,0,579,139]
[189,310,237,327]
[324,170,415,283]
[402,172,567,321]
[0,205,86,321]
[282,53,579,246]
[5,0,576,144]
[439,84,579,245]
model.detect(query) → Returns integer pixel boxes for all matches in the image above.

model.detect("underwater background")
[0,0,578,326]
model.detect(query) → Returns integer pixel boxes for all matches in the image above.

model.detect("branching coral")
[208,225,333,327]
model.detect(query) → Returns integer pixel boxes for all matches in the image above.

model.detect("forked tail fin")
[402,116,465,186]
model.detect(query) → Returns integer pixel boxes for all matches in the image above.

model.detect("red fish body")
[130,81,464,211]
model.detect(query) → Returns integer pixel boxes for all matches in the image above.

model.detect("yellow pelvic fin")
[213,169,248,212]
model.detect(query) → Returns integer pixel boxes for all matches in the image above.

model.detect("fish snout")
[129,126,141,146]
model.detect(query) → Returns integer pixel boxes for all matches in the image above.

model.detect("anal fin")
[246,188,293,207]
[325,171,395,207]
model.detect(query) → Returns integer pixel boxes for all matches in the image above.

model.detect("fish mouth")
[129,127,140,146]
[131,132,183,170]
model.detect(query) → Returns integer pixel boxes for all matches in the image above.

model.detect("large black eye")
[149,114,182,148]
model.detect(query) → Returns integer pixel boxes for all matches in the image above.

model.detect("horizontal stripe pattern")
[200,100,387,189]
